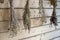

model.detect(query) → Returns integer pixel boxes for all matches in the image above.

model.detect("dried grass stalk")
[23,0,31,32]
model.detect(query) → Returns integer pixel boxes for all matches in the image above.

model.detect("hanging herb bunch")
[49,0,57,6]
[0,0,4,3]
[23,0,31,32]
[9,0,20,37]
[39,0,46,24]
[49,0,58,27]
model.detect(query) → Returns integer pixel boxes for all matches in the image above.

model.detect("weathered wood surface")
[0,0,43,32]
[0,0,60,40]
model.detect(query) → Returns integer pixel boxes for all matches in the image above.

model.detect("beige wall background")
[0,0,60,40]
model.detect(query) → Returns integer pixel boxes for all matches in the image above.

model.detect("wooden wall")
[0,0,60,40]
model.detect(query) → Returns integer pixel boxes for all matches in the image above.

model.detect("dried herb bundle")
[39,0,46,24]
[23,0,31,32]
[49,0,57,6]
[50,8,57,26]
[0,0,4,3]
[50,0,58,27]
[9,0,19,37]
